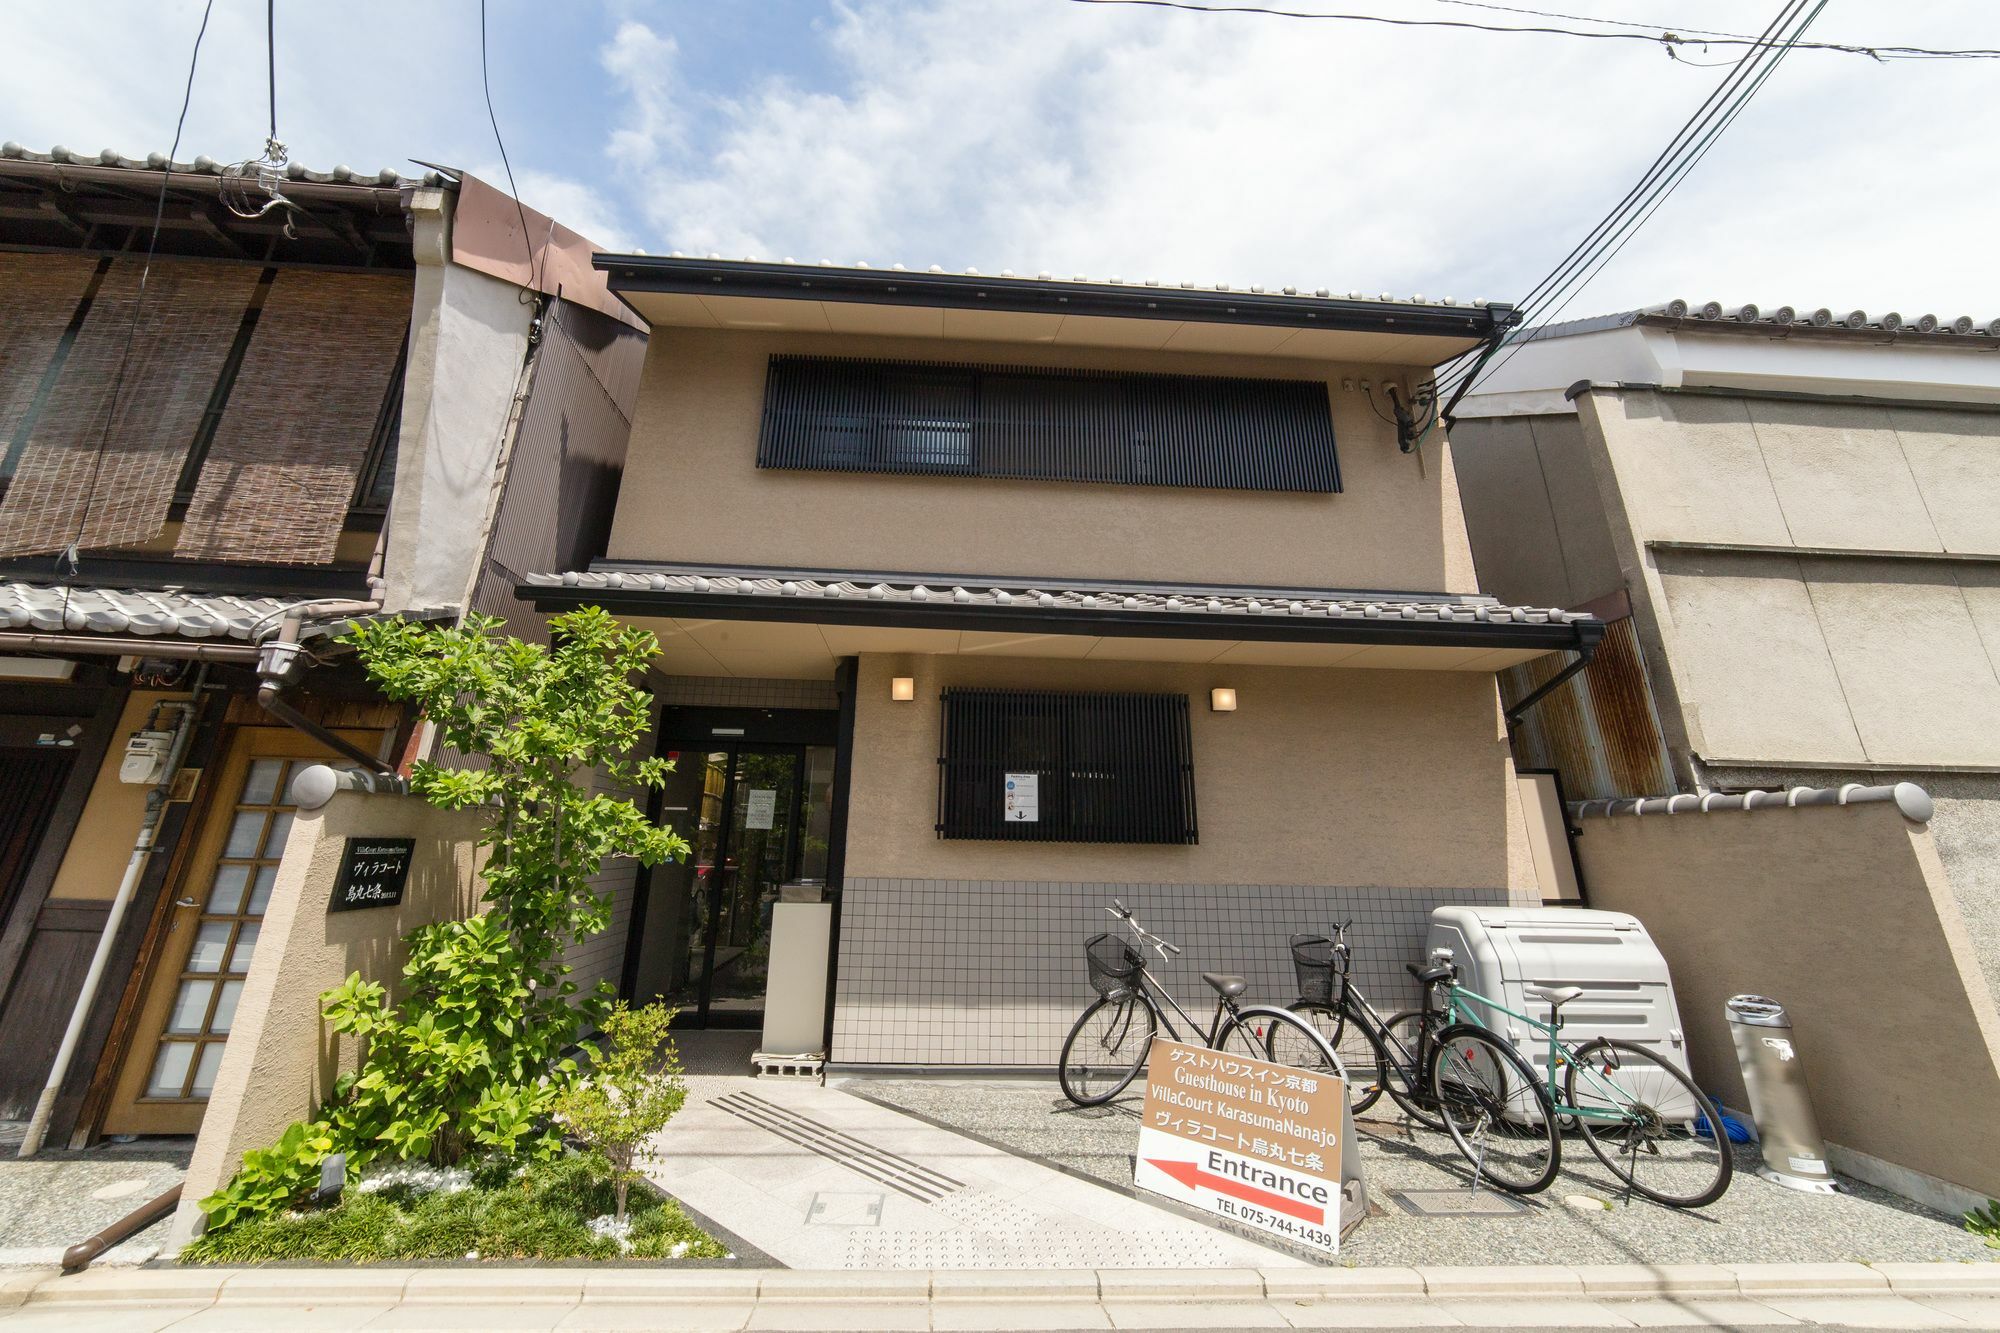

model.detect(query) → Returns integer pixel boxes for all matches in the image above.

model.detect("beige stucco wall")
[842,652,1539,894]
[610,328,1480,595]
[1577,800,2000,1200]
[1573,390,2000,770]
[1451,414,1623,611]
[168,791,487,1249]
[45,690,188,903]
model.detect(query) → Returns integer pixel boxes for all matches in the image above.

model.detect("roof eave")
[594,254,1517,344]
[517,581,1599,654]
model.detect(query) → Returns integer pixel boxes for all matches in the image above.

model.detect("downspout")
[17,673,208,1157]
[251,524,398,777]
[1504,634,1599,733]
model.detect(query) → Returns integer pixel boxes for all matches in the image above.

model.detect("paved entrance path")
[646,1067,1308,1270]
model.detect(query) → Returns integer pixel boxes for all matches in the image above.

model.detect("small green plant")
[197,608,690,1234]
[553,1003,687,1226]
[183,1152,724,1263]
[1967,1199,2000,1249]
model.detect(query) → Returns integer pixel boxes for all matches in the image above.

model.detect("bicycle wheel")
[1369,1010,1446,1129]
[1270,1003,1347,1080]
[1565,1038,1734,1209]
[1058,995,1157,1106]
[1220,1006,1345,1082]
[1428,1024,1560,1194]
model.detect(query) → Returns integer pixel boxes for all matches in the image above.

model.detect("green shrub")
[553,1003,687,1224]
[1968,1199,2000,1249]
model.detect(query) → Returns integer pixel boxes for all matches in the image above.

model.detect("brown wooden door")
[99,726,376,1136]
[0,747,71,928]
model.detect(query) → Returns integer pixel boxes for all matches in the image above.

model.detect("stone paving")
[853,1078,1997,1269]
[0,1128,191,1268]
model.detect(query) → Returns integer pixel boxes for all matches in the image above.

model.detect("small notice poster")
[743,789,777,830]
[1133,1038,1344,1253]
[1003,772,1039,823]
[329,838,415,914]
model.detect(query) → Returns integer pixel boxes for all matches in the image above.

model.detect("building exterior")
[1449,301,2000,1007]
[522,256,1604,1070]
[0,143,643,1149]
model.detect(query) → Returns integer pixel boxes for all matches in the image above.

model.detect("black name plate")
[329,837,414,913]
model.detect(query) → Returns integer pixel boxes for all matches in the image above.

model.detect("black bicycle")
[1270,923,1446,1129]
[1057,901,1347,1106]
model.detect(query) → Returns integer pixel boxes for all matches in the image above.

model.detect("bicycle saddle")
[1525,983,1585,1008]
[1407,962,1454,985]
[1201,972,1249,999]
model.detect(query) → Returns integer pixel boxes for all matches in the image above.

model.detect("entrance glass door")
[641,744,833,1026]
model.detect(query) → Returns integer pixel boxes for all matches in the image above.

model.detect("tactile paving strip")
[710,1092,965,1202]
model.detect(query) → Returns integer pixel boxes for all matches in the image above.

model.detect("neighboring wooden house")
[0,143,644,1150]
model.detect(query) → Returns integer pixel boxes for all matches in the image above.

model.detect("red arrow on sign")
[1144,1157,1325,1224]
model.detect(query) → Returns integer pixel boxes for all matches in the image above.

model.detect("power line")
[1438,0,1828,411]
[57,0,217,594]
[1063,0,2000,59]
[478,0,545,303]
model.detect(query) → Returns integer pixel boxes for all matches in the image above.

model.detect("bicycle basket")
[1290,933,1336,1006]
[1085,932,1145,997]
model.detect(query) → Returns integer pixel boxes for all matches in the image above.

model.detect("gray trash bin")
[1726,995,1836,1194]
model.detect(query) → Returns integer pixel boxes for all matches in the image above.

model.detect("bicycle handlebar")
[1107,901,1181,956]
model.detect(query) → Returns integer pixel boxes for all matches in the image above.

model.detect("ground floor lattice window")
[936,688,1197,844]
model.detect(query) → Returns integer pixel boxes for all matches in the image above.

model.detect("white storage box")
[1425,907,1694,1118]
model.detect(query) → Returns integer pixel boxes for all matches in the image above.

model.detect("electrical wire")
[266,0,277,141]
[479,0,545,306]
[1063,0,2000,59]
[1437,0,1827,409]
[56,0,216,607]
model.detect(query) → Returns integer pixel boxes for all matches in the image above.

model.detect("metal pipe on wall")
[16,670,208,1157]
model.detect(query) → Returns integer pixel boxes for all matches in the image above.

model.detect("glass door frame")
[632,706,842,1031]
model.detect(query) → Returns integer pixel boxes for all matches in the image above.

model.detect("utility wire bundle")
[1435,0,1829,418]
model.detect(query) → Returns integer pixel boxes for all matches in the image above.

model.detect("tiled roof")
[0,142,443,189]
[622,250,1492,314]
[1573,782,1934,824]
[524,566,1597,629]
[1527,301,2000,343]
[3,583,338,641]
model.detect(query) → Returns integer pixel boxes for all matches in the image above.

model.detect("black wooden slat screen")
[937,689,1198,844]
[759,356,1340,493]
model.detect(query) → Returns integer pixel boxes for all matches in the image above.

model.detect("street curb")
[3,1260,1996,1307]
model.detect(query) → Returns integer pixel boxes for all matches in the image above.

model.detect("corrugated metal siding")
[0,260,259,556]
[1503,615,1673,799]
[174,269,411,563]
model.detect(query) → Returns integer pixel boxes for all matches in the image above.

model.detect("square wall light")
[891,676,916,701]
[1210,687,1237,713]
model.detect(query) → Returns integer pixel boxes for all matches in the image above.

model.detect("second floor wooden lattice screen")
[758,356,1341,493]
[175,270,410,564]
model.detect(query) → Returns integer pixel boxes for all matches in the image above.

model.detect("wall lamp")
[1210,687,1237,713]
[891,676,916,702]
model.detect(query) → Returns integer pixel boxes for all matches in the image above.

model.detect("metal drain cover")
[808,1191,884,1226]
[1390,1188,1529,1217]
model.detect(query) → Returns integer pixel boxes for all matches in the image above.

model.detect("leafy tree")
[198,608,688,1231]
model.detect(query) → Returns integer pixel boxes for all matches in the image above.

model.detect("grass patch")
[181,1153,726,1263]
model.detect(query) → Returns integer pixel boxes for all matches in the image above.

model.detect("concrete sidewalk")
[2,1261,1998,1329]
[645,1072,1306,1269]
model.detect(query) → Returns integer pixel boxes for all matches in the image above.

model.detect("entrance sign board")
[328,837,414,913]
[743,788,777,830]
[1003,772,1039,822]
[1133,1037,1344,1253]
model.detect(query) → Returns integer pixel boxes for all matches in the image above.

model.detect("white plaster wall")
[384,193,534,614]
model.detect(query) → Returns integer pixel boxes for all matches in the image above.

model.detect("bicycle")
[1276,935,1731,1207]
[1271,925,1444,1130]
[1056,901,1348,1107]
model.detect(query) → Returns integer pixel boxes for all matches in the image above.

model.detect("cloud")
[606,0,2000,319]
[602,19,681,170]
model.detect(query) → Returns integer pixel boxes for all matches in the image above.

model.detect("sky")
[5,0,1999,323]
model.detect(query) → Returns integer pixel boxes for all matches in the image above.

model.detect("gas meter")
[119,729,176,784]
